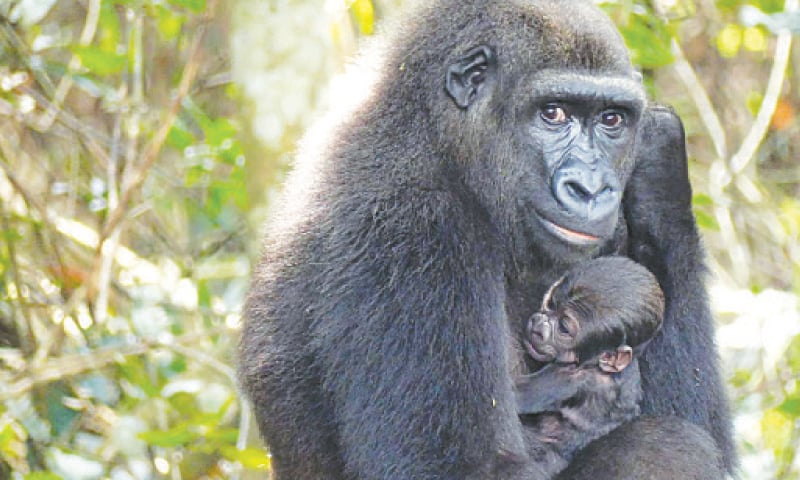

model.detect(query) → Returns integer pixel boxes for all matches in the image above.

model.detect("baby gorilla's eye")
[558,317,571,336]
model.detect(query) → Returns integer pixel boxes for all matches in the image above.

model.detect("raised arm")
[623,106,736,471]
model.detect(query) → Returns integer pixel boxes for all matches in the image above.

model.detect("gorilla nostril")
[598,185,616,198]
[531,328,544,341]
[566,181,592,201]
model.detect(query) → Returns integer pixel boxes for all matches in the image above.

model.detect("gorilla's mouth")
[538,217,602,246]
[524,340,556,362]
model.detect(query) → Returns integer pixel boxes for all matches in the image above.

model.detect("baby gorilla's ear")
[598,345,633,373]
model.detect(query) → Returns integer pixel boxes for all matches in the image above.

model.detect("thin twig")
[0,327,232,401]
[93,113,123,326]
[37,0,102,130]
[19,85,111,165]
[670,39,728,160]
[0,209,32,354]
[0,21,55,95]
[726,0,797,182]
[94,8,141,326]
[164,344,237,395]
[100,0,218,241]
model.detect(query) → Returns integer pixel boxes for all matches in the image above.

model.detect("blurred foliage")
[0,0,265,477]
[0,0,798,479]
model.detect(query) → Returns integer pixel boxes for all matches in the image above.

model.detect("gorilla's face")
[513,71,644,255]
[445,46,644,261]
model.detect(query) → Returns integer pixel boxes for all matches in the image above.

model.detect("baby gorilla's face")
[524,307,633,374]
[524,309,580,364]
[524,271,635,374]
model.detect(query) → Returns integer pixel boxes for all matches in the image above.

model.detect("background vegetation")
[0,0,797,478]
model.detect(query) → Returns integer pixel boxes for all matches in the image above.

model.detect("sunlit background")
[0,0,798,478]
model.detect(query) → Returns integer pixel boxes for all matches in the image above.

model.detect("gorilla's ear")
[598,345,633,373]
[445,45,496,109]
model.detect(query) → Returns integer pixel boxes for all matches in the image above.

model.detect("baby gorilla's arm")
[514,363,590,415]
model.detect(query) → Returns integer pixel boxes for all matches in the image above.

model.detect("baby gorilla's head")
[525,256,664,371]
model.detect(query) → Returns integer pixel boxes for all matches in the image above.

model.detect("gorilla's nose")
[529,314,552,341]
[552,157,621,222]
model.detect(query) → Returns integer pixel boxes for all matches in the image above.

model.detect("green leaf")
[729,369,752,388]
[98,1,121,50]
[205,427,239,443]
[692,193,714,207]
[204,118,237,148]
[693,209,719,231]
[25,473,63,480]
[778,393,800,416]
[787,334,800,372]
[73,46,127,76]
[157,6,185,40]
[715,24,742,58]
[746,91,764,116]
[0,421,27,469]
[619,17,674,68]
[755,0,787,14]
[117,358,160,397]
[219,445,271,470]
[138,425,197,447]
[167,122,196,151]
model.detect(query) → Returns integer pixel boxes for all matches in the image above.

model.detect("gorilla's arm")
[241,189,545,480]
[624,107,736,471]
[312,191,543,480]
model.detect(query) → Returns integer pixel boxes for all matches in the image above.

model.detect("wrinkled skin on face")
[445,44,645,265]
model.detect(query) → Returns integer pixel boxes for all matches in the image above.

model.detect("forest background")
[0,0,798,478]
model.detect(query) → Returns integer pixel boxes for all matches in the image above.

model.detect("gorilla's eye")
[599,110,624,129]
[557,317,571,336]
[541,105,568,125]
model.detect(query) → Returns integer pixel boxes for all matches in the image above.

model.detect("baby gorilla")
[515,256,664,478]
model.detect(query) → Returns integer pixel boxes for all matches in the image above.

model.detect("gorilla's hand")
[624,105,695,268]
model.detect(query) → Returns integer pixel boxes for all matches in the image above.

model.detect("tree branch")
[670,38,728,160]
[726,0,796,184]
[100,0,218,241]
[0,327,232,402]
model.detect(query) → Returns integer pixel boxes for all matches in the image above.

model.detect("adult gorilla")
[239,0,735,478]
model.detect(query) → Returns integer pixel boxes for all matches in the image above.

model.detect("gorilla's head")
[385,0,645,263]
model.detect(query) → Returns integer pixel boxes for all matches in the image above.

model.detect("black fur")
[524,256,664,366]
[238,0,735,477]
[555,416,727,480]
[514,257,663,478]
